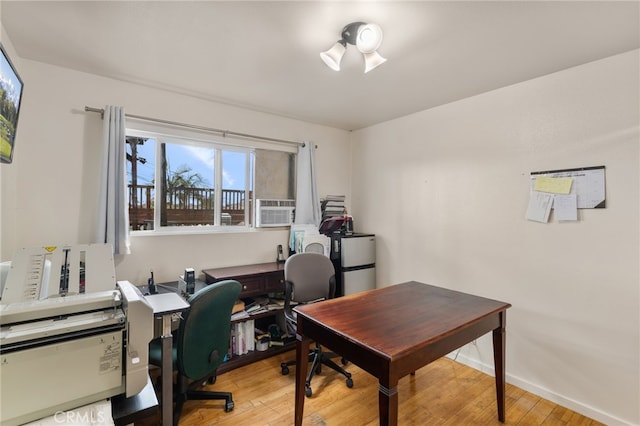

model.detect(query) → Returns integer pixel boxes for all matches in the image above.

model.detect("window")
[126,130,295,232]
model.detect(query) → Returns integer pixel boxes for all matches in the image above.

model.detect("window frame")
[126,126,296,235]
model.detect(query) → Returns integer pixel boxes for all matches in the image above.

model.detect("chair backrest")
[176,279,242,381]
[303,242,325,254]
[284,252,336,303]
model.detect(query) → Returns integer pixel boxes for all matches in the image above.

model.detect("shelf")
[231,306,286,323]
[202,262,290,374]
[218,340,296,374]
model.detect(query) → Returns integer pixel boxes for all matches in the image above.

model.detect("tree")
[166,164,209,189]
[159,144,213,226]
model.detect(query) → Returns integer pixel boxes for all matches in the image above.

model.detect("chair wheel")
[225,400,234,412]
[305,386,312,397]
[346,377,354,388]
[281,364,289,375]
[341,357,348,365]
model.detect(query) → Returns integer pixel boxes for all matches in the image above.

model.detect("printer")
[0,244,154,426]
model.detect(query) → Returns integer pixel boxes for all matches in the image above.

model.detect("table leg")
[161,314,173,426]
[378,381,399,426]
[294,333,310,426]
[492,310,507,423]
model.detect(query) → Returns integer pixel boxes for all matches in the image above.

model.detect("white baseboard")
[446,352,636,426]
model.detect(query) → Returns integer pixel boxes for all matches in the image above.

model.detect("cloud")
[184,145,235,187]
[184,145,214,168]
[223,170,235,187]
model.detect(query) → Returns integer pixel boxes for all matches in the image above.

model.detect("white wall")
[0,40,351,284]
[351,50,639,425]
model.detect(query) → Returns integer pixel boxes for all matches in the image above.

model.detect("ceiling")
[1,1,639,131]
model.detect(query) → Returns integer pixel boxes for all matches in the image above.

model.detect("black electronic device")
[147,270,156,294]
[319,216,353,235]
[184,268,195,294]
[276,244,285,263]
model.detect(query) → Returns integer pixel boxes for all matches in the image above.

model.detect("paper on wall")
[533,176,573,194]
[526,191,554,223]
[553,194,578,221]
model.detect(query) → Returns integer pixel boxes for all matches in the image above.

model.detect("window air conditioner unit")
[255,199,295,227]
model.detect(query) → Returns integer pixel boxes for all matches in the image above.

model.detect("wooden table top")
[202,262,285,280]
[294,281,511,360]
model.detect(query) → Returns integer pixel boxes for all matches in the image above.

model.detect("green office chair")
[149,279,242,425]
[280,252,353,397]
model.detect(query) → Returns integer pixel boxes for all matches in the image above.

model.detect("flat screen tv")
[0,43,24,164]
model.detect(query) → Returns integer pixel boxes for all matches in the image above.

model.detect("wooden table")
[293,281,511,426]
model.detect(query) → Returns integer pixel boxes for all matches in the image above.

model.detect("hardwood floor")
[137,350,603,425]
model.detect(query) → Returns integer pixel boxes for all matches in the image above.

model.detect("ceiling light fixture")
[320,21,387,73]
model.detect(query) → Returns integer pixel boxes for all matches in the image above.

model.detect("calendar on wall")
[530,166,606,209]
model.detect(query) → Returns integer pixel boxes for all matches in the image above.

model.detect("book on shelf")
[266,298,297,308]
[246,304,268,315]
[237,296,285,316]
[230,319,255,356]
[247,320,255,352]
[231,310,250,321]
[232,300,245,314]
[268,298,285,307]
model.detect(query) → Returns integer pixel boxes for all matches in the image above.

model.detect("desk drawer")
[264,272,285,293]
[201,263,285,297]
[238,277,263,297]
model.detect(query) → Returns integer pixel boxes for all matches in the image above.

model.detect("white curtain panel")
[294,142,321,226]
[96,105,130,255]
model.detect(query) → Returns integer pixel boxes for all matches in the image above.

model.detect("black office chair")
[149,279,242,425]
[280,252,353,397]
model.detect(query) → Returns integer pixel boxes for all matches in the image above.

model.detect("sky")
[128,138,249,191]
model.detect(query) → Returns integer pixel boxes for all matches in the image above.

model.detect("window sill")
[130,226,289,237]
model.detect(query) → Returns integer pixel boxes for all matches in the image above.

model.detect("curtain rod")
[84,106,305,147]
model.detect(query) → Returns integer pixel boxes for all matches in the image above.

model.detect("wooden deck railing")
[128,185,252,229]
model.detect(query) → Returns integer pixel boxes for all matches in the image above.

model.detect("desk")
[203,262,292,372]
[293,281,511,426]
[202,262,285,297]
[145,293,190,426]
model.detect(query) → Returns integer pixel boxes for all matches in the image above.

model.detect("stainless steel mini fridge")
[332,233,376,296]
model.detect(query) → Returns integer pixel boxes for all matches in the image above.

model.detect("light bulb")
[356,24,383,54]
[320,42,346,71]
[363,51,387,73]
